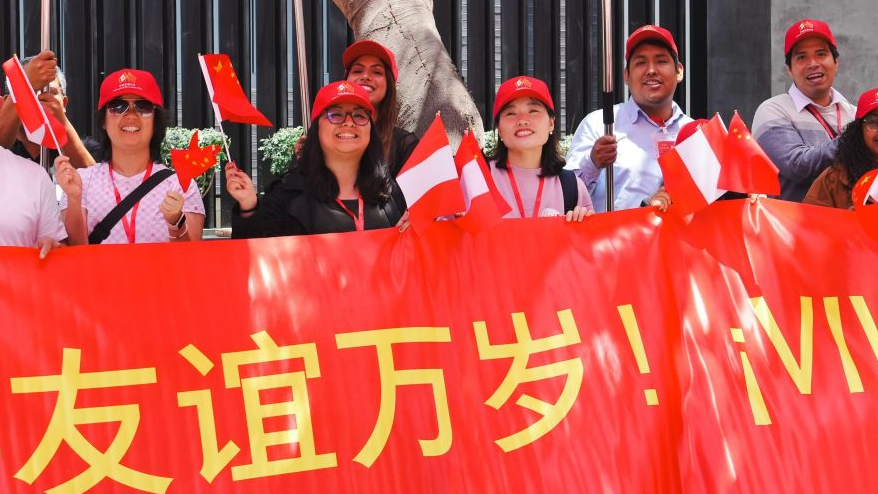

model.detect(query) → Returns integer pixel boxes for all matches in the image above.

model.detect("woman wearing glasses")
[227,81,406,237]
[804,87,878,209]
[56,69,205,245]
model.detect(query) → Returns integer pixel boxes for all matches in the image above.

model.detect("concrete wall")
[769,2,877,105]
[706,1,772,124]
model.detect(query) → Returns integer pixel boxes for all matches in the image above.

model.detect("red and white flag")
[658,115,727,215]
[453,130,510,233]
[2,55,67,150]
[718,111,781,195]
[199,54,272,126]
[395,115,466,232]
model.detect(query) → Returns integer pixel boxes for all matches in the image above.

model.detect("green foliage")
[258,126,306,175]
[161,127,230,195]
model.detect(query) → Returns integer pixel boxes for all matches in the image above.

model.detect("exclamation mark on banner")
[617,304,659,406]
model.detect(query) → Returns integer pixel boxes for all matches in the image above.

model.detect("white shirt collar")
[788,84,849,112]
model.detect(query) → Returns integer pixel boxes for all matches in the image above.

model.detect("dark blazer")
[232,168,406,239]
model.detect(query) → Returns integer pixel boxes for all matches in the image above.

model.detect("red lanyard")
[506,166,545,218]
[334,195,365,231]
[805,103,842,139]
[108,162,154,244]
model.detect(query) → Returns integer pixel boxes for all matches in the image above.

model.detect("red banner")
[1,199,877,493]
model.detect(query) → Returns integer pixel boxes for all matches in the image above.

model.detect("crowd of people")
[1,18,876,256]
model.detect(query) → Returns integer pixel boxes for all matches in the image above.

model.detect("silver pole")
[601,0,615,212]
[293,0,311,131]
[40,0,53,173]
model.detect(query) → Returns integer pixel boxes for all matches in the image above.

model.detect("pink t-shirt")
[0,148,66,247]
[489,160,593,218]
[59,162,205,244]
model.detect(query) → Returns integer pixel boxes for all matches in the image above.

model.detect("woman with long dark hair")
[227,81,406,237]
[342,40,419,177]
[487,76,593,221]
[804,87,878,209]
[56,69,205,244]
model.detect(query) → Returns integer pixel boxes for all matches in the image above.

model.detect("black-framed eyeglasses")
[106,98,156,117]
[324,109,371,126]
[863,115,878,132]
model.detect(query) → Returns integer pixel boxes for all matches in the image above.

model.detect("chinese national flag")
[718,111,781,195]
[453,130,510,233]
[395,115,466,233]
[851,169,878,239]
[2,55,68,149]
[198,54,272,126]
[171,131,221,193]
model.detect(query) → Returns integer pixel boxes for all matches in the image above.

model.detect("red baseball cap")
[342,40,399,81]
[856,87,878,120]
[675,119,710,145]
[98,68,163,110]
[626,25,679,62]
[784,19,837,57]
[311,81,376,121]
[492,76,554,119]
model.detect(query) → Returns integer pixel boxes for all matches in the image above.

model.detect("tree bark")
[331,0,484,148]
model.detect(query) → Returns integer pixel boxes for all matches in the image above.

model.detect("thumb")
[37,239,51,260]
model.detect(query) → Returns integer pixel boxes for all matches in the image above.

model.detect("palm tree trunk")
[331,0,485,148]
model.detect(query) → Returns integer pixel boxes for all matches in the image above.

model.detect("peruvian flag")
[453,130,510,233]
[657,115,727,215]
[718,111,781,195]
[2,55,68,149]
[198,54,272,126]
[395,115,466,232]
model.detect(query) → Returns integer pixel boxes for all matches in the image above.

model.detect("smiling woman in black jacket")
[227,81,407,238]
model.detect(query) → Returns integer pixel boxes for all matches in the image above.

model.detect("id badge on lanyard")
[653,127,677,157]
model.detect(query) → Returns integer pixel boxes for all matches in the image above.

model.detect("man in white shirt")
[752,19,856,202]
[566,25,692,211]
[0,147,67,257]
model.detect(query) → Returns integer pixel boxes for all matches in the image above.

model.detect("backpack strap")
[88,168,175,244]
[558,168,578,213]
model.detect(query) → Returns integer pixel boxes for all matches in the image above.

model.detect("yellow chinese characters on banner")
[335,326,453,467]
[474,309,584,452]
[10,348,171,494]
[177,331,336,482]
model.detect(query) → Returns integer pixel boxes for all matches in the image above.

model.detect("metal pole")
[601,0,615,212]
[292,0,311,130]
[39,0,53,173]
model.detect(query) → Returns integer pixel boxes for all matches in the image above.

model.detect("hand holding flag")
[395,114,466,233]
[2,55,67,150]
[170,131,221,193]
